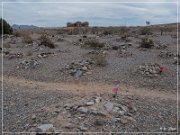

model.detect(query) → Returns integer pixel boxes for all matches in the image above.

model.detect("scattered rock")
[35,124,55,134]
[79,125,88,131]
[155,41,167,49]
[86,101,95,106]
[160,127,177,132]
[159,51,174,58]
[63,59,95,77]
[94,119,105,126]
[37,52,55,58]
[77,107,89,113]
[4,52,23,59]
[17,59,39,69]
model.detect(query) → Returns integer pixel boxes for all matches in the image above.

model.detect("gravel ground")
[2,81,177,133]
[2,33,179,90]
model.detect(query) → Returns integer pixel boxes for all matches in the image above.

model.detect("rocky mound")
[137,63,161,77]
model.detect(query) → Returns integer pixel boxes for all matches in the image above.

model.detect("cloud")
[1,0,179,27]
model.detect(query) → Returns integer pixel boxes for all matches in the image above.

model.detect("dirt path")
[3,76,178,101]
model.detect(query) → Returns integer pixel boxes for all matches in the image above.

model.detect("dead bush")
[39,35,55,48]
[84,39,104,49]
[140,37,154,48]
[90,54,107,66]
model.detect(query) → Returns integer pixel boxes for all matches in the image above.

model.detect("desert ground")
[1,23,180,134]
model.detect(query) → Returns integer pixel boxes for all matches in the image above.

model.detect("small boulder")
[35,124,55,134]
[104,102,114,112]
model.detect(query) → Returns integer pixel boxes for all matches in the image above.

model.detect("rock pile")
[117,44,132,57]
[159,51,174,58]
[17,59,39,69]
[155,42,167,49]
[137,63,161,77]
[64,96,137,125]
[4,52,23,59]
[63,60,94,78]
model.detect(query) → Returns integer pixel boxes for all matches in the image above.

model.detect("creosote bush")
[90,54,107,67]
[13,30,22,37]
[39,35,55,48]
[23,34,33,44]
[140,27,152,35]
[102,30,112,35]
[84,39,104,49]
[140,37,154,48]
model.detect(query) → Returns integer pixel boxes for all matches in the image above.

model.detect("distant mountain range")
[12,24,38,29]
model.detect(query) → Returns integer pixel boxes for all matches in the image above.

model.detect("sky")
[0,0,179,27]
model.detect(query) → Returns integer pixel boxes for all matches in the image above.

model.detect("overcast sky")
[1,0,179,27]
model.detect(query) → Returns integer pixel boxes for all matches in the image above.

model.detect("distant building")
[66,21,89,27]
[66,21,89,34]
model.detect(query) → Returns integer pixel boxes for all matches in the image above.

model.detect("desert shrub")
[39,35,55,48]
[0,18,13,35]
[3,42,11,48]
[140,37,154,48]
[90,54,107,66]
[140,27,152,35]
[23,34,33,44]
[84,39,104,49]
[13,30,22,37]
[119,27,129,40]
[102,30,112,35]
[121,33,128,40]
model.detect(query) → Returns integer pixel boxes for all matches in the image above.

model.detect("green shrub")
[84,39,104,49]
[140,37,154,48]
[39,35,55,48]
[0,18,13,35]
[90,54,107,66]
